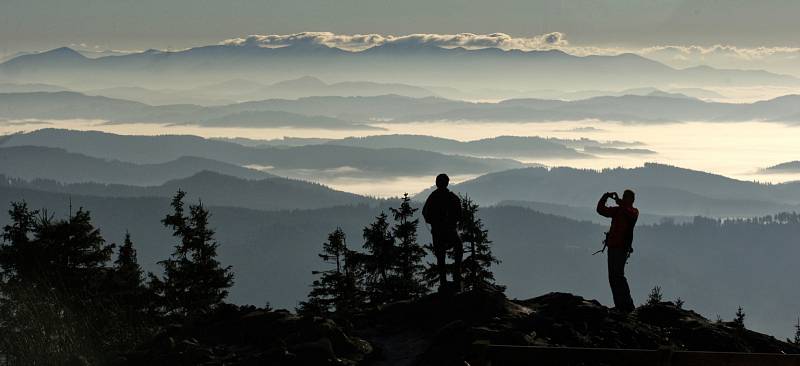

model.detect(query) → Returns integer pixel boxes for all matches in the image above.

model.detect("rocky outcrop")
[357,287,800,366]
[124,288,800,365]
[123,305,371,365]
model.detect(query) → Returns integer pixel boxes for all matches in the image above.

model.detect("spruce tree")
[298,228,362,317]
[458,195,501,291]
[733,306,746,329]
[390,194,427,299]
[108,232,152,316]
[151,190,234,319]
[362,212,397,304]
[0,201,38,284]
[793,318,800,345]
[112,232,145,293]
[0,202,116,364]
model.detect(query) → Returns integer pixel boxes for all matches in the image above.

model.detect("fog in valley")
[3,31,800,341]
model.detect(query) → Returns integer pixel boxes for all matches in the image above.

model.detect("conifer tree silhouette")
[733,306,746,329]
[0,202,116,364]
[458,195,501,291]
[108,232,154,316]
[112,232,145,294]
[362,212,397,304]
[390,193,428,299]
[793,318,800,345]
[151,190,234,319]
[298,227,363,317]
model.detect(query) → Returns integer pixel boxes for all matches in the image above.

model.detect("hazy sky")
[2,0,800,57]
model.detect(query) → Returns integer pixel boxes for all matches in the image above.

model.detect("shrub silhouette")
[647,285,663,305]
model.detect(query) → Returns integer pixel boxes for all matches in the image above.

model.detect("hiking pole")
[592,244,607,255]
[592,232,609,255]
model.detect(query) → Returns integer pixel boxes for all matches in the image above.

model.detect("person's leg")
[451,229,463,291]
[432,228,448,291]
[608,248,635,312]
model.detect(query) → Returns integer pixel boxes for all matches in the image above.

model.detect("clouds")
[221,31,800,76]
[222,32,569,51]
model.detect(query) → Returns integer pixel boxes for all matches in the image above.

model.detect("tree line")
[0,190,233,365]
[298,193,501,320]
[0,190,501,364]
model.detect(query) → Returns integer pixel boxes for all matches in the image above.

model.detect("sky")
[3,0,800,57]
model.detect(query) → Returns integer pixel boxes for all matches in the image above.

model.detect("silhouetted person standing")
[423,173,463,293]
[597,190,638,313]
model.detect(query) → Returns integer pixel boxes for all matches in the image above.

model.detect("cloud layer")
[222,32,569,51]
[221,32,800,75]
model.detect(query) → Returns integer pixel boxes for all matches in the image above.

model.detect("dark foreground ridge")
[124,286,800,365]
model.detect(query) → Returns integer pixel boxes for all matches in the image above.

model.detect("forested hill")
[1,182,799,340]
[0,171,376,211]
[0,128,526,177]
[0,145,275,185]
[427,164,800,217]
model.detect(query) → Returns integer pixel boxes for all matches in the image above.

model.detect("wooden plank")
[486,345,660,366]
[480,345,800,366]
[673,351,800,366]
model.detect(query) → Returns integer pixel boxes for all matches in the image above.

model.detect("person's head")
[435,173,450,189]
[621,189,635,206]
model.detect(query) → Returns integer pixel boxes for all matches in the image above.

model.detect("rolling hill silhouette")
[0,129,525,177]
[420,164,800,217]
[0,91,376,130]
[1,171,375,211]
[6,91,800,127]
[762,161,800,173]
[325,134,590,158]
[0,145,274,185]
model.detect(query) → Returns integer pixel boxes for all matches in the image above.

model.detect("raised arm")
[596,192,617,218]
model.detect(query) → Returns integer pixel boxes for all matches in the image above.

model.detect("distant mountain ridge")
[393,94,800,124]
[0,129,527,178]
[0,170,375,211]
[0,91,377,130]
[5,91,800,127]
[420,163,800,217]
[495,199,689,225]
[325,134,591,158]
[0,145,274,185]
[2,44,797,91]
[77,76,438,106]
[762,161,800,173]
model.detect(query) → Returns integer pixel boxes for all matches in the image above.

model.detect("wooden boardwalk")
[470,342,800,366]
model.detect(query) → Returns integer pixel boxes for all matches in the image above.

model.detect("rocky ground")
[124,287,800,365]
[122,304,371,365]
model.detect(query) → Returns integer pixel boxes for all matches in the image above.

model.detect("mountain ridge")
[0,145,275,185]
[3,44,797,91]
[0,129,527,178]
[7,91,800,126]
